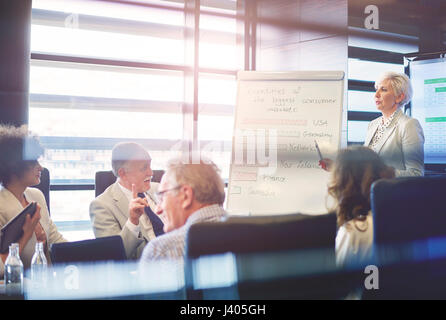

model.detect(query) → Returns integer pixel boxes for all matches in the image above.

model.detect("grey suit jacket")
[364,109,425,177]
[89,182,160,260]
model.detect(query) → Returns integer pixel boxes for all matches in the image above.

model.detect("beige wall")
[255,0,348,146]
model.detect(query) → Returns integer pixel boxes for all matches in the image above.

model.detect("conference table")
[0,248,357,300]
[2,238,446,300]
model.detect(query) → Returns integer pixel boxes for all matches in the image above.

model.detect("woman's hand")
[1,204,41,264]
[22,203,41,244]
[319,158,333,172]
[0,252,8,264]
[34,222,47,247]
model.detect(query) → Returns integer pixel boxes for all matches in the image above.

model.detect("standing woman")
[320,72,425,176]
[0,124,66,277]
[365,71,424,176]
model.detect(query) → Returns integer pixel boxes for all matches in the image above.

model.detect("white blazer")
[364,109,425,177]
[336,213,374,267]
[0,187,66,277]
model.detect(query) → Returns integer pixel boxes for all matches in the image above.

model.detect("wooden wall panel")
[255,0,348,146]
[0,0,31,126]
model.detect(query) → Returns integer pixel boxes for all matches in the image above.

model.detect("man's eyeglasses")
[155,185,182,202]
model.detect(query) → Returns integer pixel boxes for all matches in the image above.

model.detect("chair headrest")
[186,213,336,258]
[50,235,127,264]
[32,167,50,213]
[371,176,446,244]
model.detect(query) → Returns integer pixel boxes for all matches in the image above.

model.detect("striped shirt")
[138,204,227,267]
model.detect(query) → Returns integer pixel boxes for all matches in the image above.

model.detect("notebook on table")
[0,202,37,254]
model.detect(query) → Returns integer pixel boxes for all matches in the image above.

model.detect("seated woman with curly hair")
[0,124,66,277]
[328,146,395,267]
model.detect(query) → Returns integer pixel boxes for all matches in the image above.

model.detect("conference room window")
[28,0,240,240]
[347,27,419,144]
[197,6,238,180]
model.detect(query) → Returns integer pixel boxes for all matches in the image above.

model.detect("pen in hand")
[314,140,323,161]
[315,140,331,171]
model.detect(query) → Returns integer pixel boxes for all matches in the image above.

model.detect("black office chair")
[184,213,339,299]
[367,176,446,299]
[94,169,165,197]
[371,176,446,246]
[186,213,336,258]
[32,167,50,214]
[50,235,127,264]
[95,171,117,198]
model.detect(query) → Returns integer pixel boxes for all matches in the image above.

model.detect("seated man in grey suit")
[138,158,227,268]
[89,142,165,259]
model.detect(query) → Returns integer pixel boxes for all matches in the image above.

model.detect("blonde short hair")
[375,71,413,107]
[164,158,225,205]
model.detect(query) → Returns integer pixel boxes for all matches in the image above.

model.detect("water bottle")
[4,243,24,296]
[30,242,48,290]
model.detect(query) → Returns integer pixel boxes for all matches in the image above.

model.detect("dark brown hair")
[0,124,44,186]
[327,146,395,226]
